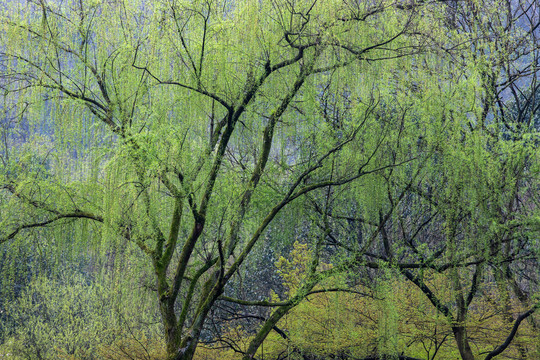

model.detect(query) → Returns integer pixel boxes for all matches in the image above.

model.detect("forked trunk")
[167,338,197,360]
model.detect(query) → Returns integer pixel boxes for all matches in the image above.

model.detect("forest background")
[0,0,539,360]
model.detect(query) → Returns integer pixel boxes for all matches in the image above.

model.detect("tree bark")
[452,325,475,360]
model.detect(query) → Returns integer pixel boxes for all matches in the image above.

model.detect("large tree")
[316,1,540,359]
[0,1,436,359]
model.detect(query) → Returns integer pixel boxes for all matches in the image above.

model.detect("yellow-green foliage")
[275,242,314,296]
[193,243,538,360]
[0,273,164,360]
[97,333,167,360]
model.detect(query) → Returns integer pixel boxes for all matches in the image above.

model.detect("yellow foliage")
[194,243,538,360]
[197,266,539,360]
[97,332,167,360]
[275,241,313,295]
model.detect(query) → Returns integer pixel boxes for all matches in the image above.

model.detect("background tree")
[316,1,540,359]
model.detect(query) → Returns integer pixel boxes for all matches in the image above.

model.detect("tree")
[0,1,436,359]
[317,1,540,359]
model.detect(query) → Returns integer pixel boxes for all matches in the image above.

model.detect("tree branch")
[1,211,103,245]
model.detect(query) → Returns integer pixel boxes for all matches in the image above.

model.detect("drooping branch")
[401,269,454,321]
[218,288,377,308]
[483,302,540,360]
[1,211,103,245]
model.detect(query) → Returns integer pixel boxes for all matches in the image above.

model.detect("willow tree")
[314,1,540,359]
[398,2,540,359]
[0,0,438,359]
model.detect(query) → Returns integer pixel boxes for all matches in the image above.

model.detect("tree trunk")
[452,325,475,360]
[160,296,183,360]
